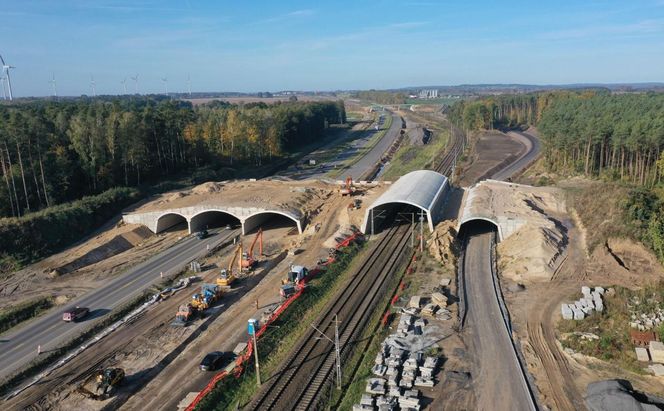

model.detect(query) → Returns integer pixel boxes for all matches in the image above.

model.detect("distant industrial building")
[418,89,439,99]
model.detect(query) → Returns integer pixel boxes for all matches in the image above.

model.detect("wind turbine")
[90,75,96,97]
[0,54,15,101]
[161,77,168,95]
[120,77,127,94]
[187,74,191,96]
[131,74,139,94]
[0,76,6,100]
[50,73,57,97]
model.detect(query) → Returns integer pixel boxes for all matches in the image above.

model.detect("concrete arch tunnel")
[457,216,503,241]
[155,212,188,233]
[243,211,302,235]
[362,170,450,234]
[130,206,304,236]
[189,209,242,233]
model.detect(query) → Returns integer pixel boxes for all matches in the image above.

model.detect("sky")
[1,0,664,97]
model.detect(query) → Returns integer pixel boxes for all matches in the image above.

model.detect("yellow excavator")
[242,228,263,270]
[217,243,242,287]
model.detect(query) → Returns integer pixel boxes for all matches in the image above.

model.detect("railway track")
[249,116,465,410]
[434,121,466,176]
[248,222,412,410]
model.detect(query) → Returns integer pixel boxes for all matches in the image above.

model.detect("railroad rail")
[248,117,465,410]
[248,222,411,410]
[434,121,466,177]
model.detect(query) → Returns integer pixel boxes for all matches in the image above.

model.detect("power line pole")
[311,314,342,389]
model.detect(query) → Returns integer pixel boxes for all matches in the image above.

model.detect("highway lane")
[462,129,541,410]
[345,110,401,181]
[0,228,239,380]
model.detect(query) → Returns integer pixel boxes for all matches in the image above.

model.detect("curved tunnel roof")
[371,170,448,211]
[363,170,449,233]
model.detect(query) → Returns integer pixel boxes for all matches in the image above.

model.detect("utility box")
[248,318,259,336]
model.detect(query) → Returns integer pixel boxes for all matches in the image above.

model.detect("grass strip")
[0,297,54,335]
[195,243,367,410]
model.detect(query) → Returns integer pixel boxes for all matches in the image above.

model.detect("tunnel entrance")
[367,203,428,235]
[243,212,300,235]
[155,213,188,233]
[458,218,500,240]
[189,210,241,234]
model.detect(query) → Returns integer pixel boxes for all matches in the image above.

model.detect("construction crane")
[340,176,354,196]
[217,243,242,287]
[242,228,263,270]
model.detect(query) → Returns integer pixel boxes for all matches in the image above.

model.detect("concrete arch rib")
[155,212,188,234]
[189,209,241,234]
[242,210,302,235]
[458,217,503,241]
[363,200,434,233]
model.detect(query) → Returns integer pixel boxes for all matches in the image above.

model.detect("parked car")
[199,351,226,371]
[196,229,209,240]
[62,306,89,322]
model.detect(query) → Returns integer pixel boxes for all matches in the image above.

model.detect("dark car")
[195,229,209,240]
[62,306,89,322]
[199,351,226,371]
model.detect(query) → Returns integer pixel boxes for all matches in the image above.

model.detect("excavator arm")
[248,228,263,257]
[229,243,242,273]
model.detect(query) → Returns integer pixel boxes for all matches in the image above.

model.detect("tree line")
[0,98,345,218]
[449,91,664,186]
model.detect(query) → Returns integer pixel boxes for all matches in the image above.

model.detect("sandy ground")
[457,130,525,186]
[0,220,185,311]
[7,183,379,410]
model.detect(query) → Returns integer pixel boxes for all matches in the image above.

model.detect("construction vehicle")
[241,228,263,270]
[171,303,196,326]
[191,283,223,311]
[217,244,242,287]
[282,265,308,285]
[340,176,354,196]
[77,368,125,400]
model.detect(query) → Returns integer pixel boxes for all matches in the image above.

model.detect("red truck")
[62,306,89,322]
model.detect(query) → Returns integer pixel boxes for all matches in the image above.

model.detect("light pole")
[311,314,342,389]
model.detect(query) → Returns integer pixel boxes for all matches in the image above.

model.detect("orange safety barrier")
[184,246,353,410]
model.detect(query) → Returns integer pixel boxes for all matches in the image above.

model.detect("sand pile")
[192,181,224,194]
[428,221,458,266]
[496,189,567,282]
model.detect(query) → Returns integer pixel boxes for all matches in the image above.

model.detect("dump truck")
[77,368,124,400]
[241,228,263,270]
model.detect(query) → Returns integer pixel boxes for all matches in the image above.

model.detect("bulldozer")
[77,368,125,400]
[241,228,263,270]
[340,176,354,196]
[217,243,242,287]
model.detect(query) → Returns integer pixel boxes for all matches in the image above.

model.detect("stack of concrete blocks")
[366,378,387,395]
[650,341,664,364]
[629,306,664,331]
[561,286,605,320]
[635,347,651,362]
[398,389,421,410]
[357,311,443,411]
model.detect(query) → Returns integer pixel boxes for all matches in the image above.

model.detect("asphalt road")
[0,228,239,380]
[345,111,401,181]
[463,129,540,410]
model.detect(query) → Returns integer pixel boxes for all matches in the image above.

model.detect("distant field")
[185,95,338,106]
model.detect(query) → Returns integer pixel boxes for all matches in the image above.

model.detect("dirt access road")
[460,129,541,410]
